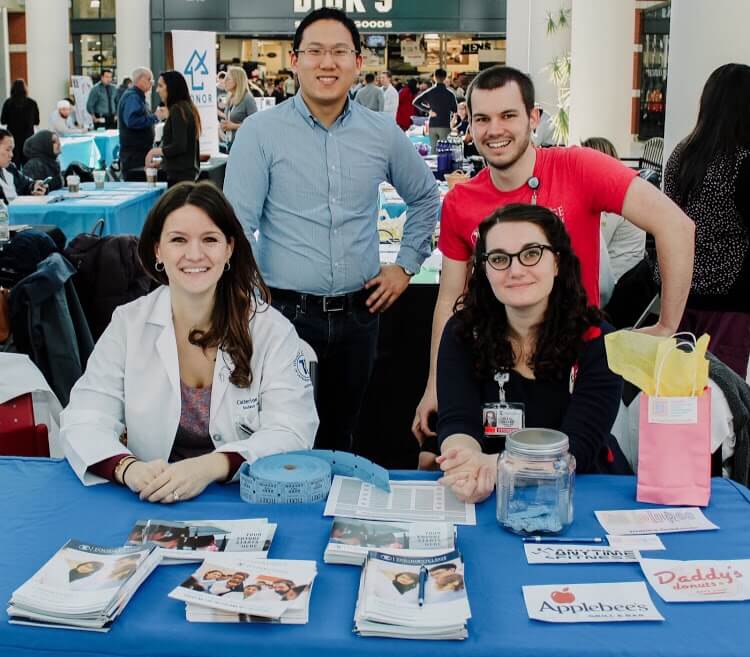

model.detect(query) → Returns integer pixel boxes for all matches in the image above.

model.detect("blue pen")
[522,536,605,544]
[417,565,427,607]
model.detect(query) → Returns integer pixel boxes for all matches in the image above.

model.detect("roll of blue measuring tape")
[240,453,332,504]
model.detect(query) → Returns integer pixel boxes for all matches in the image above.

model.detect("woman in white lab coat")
[60,181,318,502]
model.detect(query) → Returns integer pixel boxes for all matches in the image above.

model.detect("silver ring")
[172,491,180,501]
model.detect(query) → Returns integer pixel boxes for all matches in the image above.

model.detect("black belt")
[269,287,369,313]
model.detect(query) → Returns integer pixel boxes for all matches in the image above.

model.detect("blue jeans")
[272,294,379,452]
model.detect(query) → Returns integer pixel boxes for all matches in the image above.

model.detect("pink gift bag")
[636,387,712,506]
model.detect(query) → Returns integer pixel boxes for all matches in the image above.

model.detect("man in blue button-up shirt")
[224,8,440,453]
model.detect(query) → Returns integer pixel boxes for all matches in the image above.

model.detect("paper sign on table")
[525,545,640,564]
[595,508,718,535]
[522,582,663,623]
[607,534,666,551]
[639,558,750,602]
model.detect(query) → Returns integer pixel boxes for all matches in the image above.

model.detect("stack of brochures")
[324,517,457,565]
[354,550,471,640]
[8,540,160,631]
[126,518,276,563]
[168,555,317,624]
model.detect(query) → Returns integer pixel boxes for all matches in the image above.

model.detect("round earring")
[224,261,231,272]
[155,260,165,272]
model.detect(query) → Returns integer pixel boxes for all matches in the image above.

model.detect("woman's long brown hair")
[138,181,270,388]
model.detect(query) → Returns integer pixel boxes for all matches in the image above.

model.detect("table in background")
[8,182,167,240]
[1,458,748,657]
[91,129,120,167]
[198,155,228,188]
[59,135,101,170]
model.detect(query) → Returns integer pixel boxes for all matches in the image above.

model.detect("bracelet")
[120,459,138,487]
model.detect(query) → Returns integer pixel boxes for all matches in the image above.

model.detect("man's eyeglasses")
[294,47,359,60]
[482,244,556,271]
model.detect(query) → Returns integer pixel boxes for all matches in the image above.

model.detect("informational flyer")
[324,476,476,525]
[606,534,666,551]
[639,558,750,602]
[524,545,640,565]
[523,582,664,623]
[595,508,718,535]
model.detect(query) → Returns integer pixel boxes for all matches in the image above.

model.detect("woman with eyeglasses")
[435,204,627,504]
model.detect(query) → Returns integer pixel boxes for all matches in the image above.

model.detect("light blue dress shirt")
[223,92,440,295]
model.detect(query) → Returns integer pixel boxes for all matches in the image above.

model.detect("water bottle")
[448,130,464,169]
[0,201,9,246]
[436,140,452,181]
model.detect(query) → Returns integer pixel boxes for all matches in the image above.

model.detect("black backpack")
[63,221,152,340]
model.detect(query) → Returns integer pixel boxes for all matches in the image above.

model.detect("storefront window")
[77,33,117,80]
[72,0,116,20]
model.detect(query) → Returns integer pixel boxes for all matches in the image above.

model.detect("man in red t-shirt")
[413,65,695,445]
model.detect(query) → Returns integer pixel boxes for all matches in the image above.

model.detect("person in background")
[0,128,47,203]
[532,105,556,147]
[146,71,201,187]
[450,101,469,134]
[354,72,384,112]
[412,68,457,151]
[114,77,133,111]
[380,70,398,119]
[86,69,117,129]
[1,79,40,165]
[22,130,64,191]
[224,8,440,453]
[60,182,318,499]
[271,78,287,106]
[284,73,297,97]
[219,66,257,150]
[412,65,695,446]
[48,99,85,136]
[117,67,168,181]
[395,78,418,131]
[436,204,628,503]
[662,63,750,378]
[248,69,264,98]
[582,137,646,284]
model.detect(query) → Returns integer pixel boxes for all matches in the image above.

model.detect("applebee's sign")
[640,558,750,602]
[522,582,664,623]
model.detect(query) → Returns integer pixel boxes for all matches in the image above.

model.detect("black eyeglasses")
[482,244,556,271]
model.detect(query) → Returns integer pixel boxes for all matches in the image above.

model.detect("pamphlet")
[324,475,476,525]
[639,558,750,602]
[524,544,640,565]
[595,508,718,535]
[522,582,664,623]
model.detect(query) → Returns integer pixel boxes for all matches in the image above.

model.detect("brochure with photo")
[9,539,160,631]
[324,517,456,565]
[522,582,664,623]
[168,556,317,621]
[639,558,750,602]
[126,518,275,563]
[354,550,471,639]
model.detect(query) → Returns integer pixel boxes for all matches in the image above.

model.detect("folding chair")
[0,393,50,457]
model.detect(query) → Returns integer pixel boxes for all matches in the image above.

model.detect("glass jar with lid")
[496,428,576,535]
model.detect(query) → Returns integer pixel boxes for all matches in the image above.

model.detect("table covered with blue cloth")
[8,182,166,241]
[91,129,120,167]
[0,457,748,657]
[59,135,102,170]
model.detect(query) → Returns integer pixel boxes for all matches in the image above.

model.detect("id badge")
[483,402,525,436]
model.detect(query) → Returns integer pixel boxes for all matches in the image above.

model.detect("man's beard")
[480,131,532,172]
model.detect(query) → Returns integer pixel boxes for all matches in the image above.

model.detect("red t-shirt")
[438,146,638,305]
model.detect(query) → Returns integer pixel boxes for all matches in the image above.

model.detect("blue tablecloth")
[59,136,102,170]
[8,182,166,241]
[0,458,748,657]
[92,130,120,167]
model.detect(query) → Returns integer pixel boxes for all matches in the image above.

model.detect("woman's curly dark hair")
[138,181,270,388]
[455,203,602,381]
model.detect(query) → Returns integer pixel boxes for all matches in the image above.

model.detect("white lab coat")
[61,286,318,485]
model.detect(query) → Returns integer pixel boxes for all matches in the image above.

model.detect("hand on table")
[364,264,411,313]
[31,181,48,195]
[437,447,497,503]
[137,453,230,503]
[412,384,438,444]
[122,459,168,494]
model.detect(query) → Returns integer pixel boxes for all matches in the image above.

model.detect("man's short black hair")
[434,68,447,81]
[365,72,375,83]
[466,65,535,117]
[101,69,113,76]
[381,70,392,79]
[293,7,361,54]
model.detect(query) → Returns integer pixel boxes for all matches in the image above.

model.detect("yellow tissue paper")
[604,331,710,397]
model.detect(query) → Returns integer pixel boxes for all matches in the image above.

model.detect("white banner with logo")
[71,76,94,129]
[524,545,641,565]
[171,30,219,157]
[523,582,664,623]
